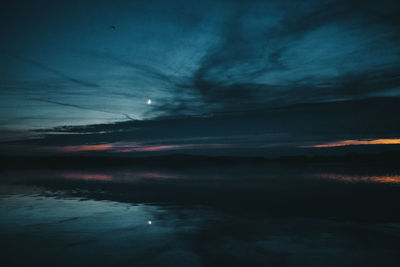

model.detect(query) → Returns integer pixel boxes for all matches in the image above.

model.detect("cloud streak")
[31,98,129,117]
[9,54,99,88]
[313,138,400,148]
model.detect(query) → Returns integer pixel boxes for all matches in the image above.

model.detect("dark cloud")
[140,0,400,117]
[9,98,400,154]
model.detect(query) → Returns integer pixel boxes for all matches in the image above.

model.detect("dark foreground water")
[1,162,400,266]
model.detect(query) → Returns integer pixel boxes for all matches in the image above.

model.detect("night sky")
[1,0,400,156]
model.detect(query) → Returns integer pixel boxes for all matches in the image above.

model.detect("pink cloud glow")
[63,172,112,181]
[60,144,113,152]
[58,143,181,153]
[57,143,226,153]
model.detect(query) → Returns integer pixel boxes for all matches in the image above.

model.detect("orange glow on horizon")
[313,138,400,148]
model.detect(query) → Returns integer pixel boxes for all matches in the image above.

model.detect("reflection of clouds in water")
[0,190,204,266]
[123,171,176,179]
[60,170,178,182]
[62,173,112,181]
[316,173,400,184]
[1,186,400,266]
[0,193,158,229]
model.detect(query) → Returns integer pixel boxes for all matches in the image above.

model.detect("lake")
[1,162,400,266]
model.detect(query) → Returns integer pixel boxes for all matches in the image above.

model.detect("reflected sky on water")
[1,164,400,266]
[315,173,400,184]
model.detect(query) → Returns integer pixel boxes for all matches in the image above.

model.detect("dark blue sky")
[1,0,400,155]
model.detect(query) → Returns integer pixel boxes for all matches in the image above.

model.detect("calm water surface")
[1,163,400,266]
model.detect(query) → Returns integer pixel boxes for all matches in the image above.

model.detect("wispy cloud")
[59,144,113,152]
[9,54,99,88]
[57,143,230,153]
[312,138,400,148]
[31,98,129,117]
[144,0,400,117]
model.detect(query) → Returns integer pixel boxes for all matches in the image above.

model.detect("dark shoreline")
[1,150,400,169]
